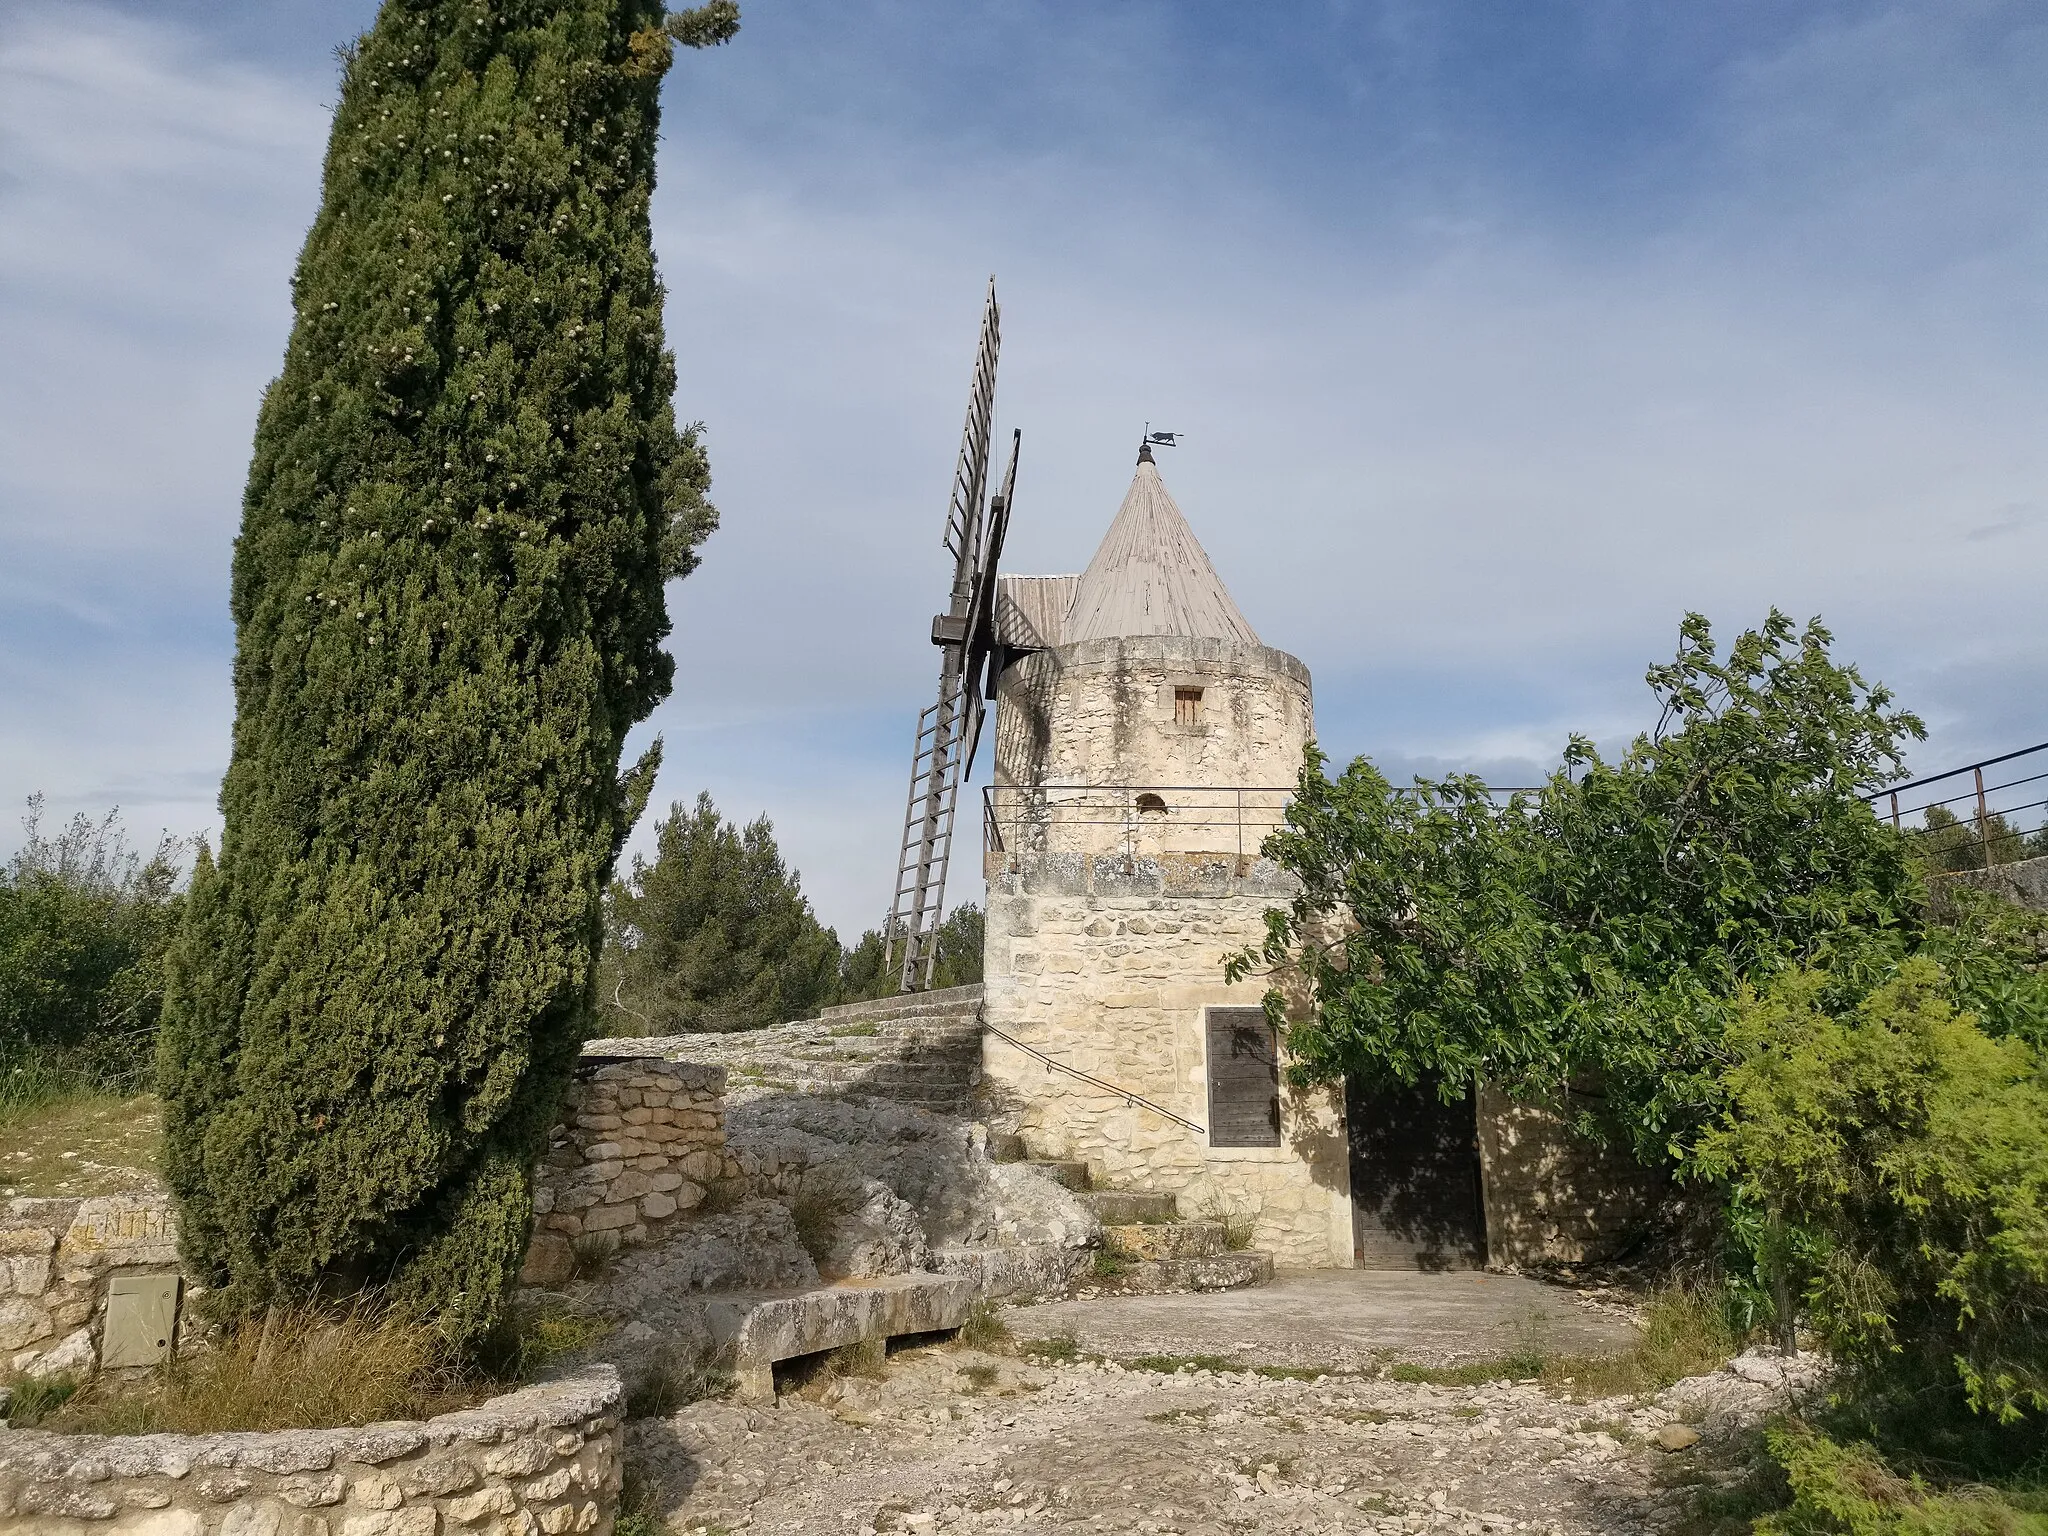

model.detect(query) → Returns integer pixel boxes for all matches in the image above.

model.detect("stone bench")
[697,1274,975,1403]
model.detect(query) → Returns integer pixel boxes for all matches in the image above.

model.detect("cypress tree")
[159,0,737,1344]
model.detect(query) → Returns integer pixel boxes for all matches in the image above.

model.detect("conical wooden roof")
[1064,452,1261,646]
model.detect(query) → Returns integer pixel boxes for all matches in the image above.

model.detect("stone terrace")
[586,984,985,1115]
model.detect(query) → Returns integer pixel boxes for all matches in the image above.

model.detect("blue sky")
[3,1,2045,935]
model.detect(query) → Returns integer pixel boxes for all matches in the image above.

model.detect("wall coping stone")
[0,1364,621,1477]
[566,1054,725,1095]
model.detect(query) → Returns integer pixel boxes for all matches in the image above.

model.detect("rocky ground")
[625,1336,1815,1536]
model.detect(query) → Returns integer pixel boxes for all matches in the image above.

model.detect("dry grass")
[1387,1287,1747,1399]
[958,1299,1012,1353]
[0,1091,161,1199]
[52,1302,476,1435]
[624,1344,732,1419]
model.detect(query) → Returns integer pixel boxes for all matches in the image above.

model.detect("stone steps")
[623,988,987,1114]
[1104,1220,1226,1261]
[1014,1160,1091,1191]
[1119,1250,1273,1292]
[993,1161,1274,1298]
[1078,1189,1179,1224]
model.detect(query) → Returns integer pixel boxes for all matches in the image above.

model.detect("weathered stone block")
[0,1294,54,1351]
[580,1203,636,1234]
[518,1234,575,1289]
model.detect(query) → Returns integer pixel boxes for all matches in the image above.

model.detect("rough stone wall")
[592,987,985,1114]
[1475,1086,1664,1268]
[991,636,1312,861]
[1933,853,2048,913]
[521,1059,734,1288]
[982,875,1352,1270]
[0,1365,621,1536]
[1,1195,187,1384]
[983,630,1344,1269]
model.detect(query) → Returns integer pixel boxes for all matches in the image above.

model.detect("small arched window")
[1134,792,1168,818]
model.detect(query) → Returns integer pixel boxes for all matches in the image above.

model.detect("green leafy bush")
[1758,1423,2048,1536]
[1697,961,2048,1428]
[0,797,185,1106]
[1237,610,1926,1161]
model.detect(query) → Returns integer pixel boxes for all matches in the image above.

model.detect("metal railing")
[983,782,1297,863]
[982,1022,1206,1135]
[1864,740,2048,874]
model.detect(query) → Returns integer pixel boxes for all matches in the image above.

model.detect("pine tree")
[600,793,843,1033]
[158,0,737,1344]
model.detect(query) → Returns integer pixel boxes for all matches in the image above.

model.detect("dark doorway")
[1345,1075,1486,1269]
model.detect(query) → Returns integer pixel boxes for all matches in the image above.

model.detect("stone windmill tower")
[979,441,1356,1269]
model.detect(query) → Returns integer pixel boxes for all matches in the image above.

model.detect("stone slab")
[697,1274,975,1403]
[1007,1268,1639,1370]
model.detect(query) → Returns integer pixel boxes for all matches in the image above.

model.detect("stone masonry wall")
[521,1059,734,1288]
[1,1195,186,1384]
[0,1365,621,1536]
[1934,853,2048,913]
[1476,1086,1666,1269]
[982,873,1353,1271]
[992,636,1312,861]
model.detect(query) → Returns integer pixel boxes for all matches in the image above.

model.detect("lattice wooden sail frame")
[885,280,1020,991]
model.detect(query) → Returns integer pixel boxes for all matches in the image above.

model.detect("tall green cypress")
[159,0,737,1344]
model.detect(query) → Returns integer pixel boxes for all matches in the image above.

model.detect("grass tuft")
[1126,1352,1240,1375]
[3,1373,81,1426]
[788,1188,848,1266]
[1021,1332,1081,1364]
[959,1299,1012,1353]
[1090,1247,1130,1278]
[831,1337,888,1380]
[626,1346,731,1419]
[568,1231,620,1281]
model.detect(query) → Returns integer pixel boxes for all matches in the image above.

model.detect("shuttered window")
[1206,1007,1281,1147]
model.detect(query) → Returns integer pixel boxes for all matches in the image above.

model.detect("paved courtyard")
[1005,1270,1640,1371]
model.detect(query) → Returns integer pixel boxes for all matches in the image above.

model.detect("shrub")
[1757,1423,2048,1536]
[1696,961,2048,1428]
[0,797,185,1107]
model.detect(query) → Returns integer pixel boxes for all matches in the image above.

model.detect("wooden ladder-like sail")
[885,280,1015,991]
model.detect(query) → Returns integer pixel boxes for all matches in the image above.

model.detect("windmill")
[884,278,1022,992]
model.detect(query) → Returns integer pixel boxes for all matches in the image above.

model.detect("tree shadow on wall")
[1344,1074,1487,1272]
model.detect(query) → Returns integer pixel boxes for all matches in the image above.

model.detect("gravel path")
[627,1340,1791,1536]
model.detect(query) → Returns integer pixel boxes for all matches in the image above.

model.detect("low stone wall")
[521,1058,735,1287]
[0,1365,621,1535]
[2,1195,185,1383]
[1476,1086,1664,1268]
[1934,853,2048,913]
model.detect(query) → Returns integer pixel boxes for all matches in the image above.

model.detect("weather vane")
[1142,422,1181,451]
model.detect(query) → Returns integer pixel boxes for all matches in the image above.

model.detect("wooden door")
[1346,1074,1486,1269]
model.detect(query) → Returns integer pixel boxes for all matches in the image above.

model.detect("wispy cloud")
[4,1,2046,932]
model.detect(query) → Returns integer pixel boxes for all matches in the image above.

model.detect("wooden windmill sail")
[885,279,1021,991]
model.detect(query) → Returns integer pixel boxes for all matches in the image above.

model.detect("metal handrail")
[983,1021,1206,1136]
[1859,740,2048,872]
